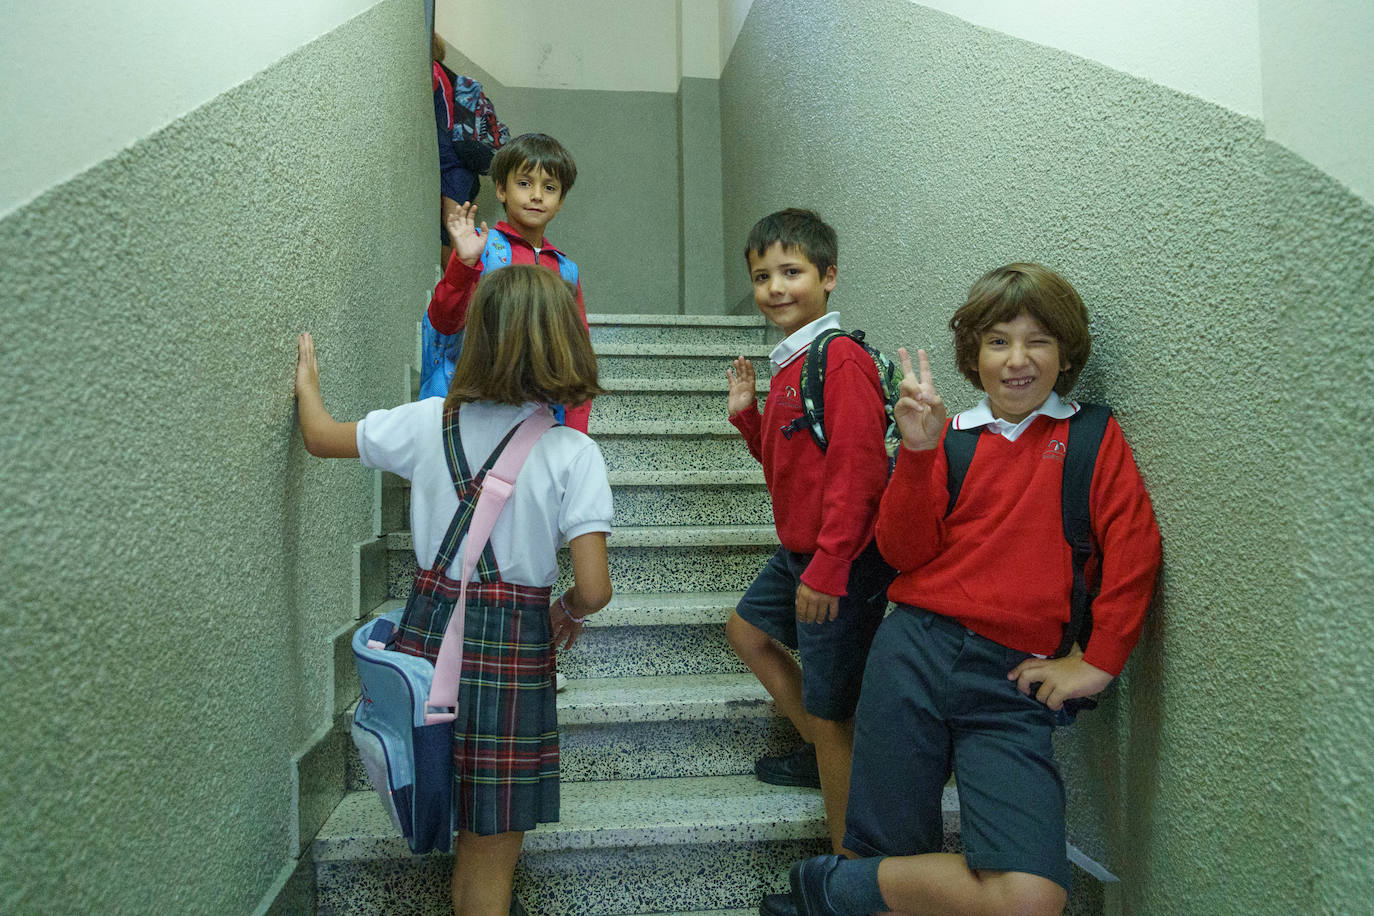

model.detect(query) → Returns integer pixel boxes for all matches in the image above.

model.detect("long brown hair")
[444,265,605,410]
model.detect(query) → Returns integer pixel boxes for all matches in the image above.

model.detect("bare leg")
[809,716,856,853]
[451,829,525,916]
[876,856,1065,916]
[726,612,812,743]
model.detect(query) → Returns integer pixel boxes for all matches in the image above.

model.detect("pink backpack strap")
[425,407,557,724]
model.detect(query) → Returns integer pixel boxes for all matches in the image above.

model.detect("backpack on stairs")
[349,408,555,854]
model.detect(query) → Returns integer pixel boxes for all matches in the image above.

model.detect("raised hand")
[725,356,758,417]
[893,347,947,451]
[295,332,320,399]
[445,201,488,266]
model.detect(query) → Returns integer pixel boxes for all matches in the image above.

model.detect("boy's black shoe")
[755,743,820,788]
[759,891,799,916]
[790,854,846,916]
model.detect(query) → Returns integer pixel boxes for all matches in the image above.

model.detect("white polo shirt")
[951,391,1081,442]
[356,398,612,587]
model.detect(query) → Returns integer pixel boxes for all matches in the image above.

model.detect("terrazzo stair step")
[388,527,777,599]
[595,425,757,476]
[588,313,771,349]
[343,670,799,793]
[593,343,771,382]
[312,775,837,916]
[555,525,777,596]
[557,591,747,680]
[609,470,770,528]
[558,673,800,782]
[388,468,771,529]
[594,377,767,426]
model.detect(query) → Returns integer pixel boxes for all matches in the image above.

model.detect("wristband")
[558,593,587,625]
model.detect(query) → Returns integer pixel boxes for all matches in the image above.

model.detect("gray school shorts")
[735,541,892,721]
[843,605,1073,892]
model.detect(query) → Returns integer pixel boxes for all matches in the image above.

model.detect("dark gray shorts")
[735,541,892,721]
[843,605,1072,892]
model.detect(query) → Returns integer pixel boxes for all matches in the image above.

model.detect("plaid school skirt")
[395,571,558,836]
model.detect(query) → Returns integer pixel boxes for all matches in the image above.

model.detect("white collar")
[769,312,841,374]
[951,391,1080,442]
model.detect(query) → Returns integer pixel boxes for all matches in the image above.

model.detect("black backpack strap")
[942,422,981,516]
[1055,403,1113,658]
[783,328,846,449]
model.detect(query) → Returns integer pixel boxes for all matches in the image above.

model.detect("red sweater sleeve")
[1079,418,1161,675]
[876,441,946,573]
[729,404,764,462]
[800,353,891,597]
[428,252,483,334]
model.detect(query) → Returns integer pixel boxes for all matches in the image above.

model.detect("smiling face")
[747,243,836,336]
[976,311,1069,423]
[495,165,564,246]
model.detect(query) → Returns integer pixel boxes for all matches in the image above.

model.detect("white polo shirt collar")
[770,312,841,374]
[951,391,1080,442]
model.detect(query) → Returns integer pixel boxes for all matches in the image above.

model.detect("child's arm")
[549,531,612,650]
[295,333,359,458]
[875,348,948,572]
[428,208,487,335]
[726,357,763,460]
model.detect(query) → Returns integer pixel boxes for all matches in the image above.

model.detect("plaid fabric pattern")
[392,406,559,835]
[396,577,557,835]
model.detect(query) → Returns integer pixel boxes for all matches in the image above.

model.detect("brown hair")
[490,133,578,196]
[950,262,1091,396]
[744,208,837,277]
[431,33,446,63]
[444,265,604,410]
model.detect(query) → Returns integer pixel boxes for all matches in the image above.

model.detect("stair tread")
[589,418,739,436]
[588,314,767,328]
[609,469,765,486]
[316,775,839,861]
[592,591,738,626]
[317,778,960,861]
[600,376,768,393]
[387,526,776,550]
[558,672,772,725]
[594,342,770,358]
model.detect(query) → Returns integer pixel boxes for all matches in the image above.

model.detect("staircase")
[313,313,835,915]
[308,313,1112,914]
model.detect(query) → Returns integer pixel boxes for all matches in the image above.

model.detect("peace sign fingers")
[893,346,946,451]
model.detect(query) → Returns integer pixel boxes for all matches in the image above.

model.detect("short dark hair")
[445,265,604,410]
[950,263,1092,396]
[744,208,838,277]
[490,133,577,196]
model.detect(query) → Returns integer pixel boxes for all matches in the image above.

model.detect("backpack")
[942,403,1113,699]
[349,409,555,854]
[781,329,903,461]
[432,63,509,174]
[419,231,579,402]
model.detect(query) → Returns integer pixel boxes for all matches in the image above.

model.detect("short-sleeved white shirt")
[356,398,612,586]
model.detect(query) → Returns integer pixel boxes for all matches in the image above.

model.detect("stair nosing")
[557,672,773,725]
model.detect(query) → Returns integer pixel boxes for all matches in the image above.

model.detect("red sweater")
[730,337,890,597]
[876,413,1160,676]
[428,221,592,432]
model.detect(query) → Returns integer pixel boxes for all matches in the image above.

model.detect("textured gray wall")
[722,0,1371,911]
[0,0,434,910]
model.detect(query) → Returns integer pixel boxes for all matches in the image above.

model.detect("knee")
[726,612,768,656]
[985,871,1066,916]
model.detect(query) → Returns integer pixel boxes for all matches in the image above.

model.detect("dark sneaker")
[789,854,845,916]
[755,743,820,788]
[759,891,799,916]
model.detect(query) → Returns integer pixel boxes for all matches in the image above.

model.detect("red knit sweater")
[428,222,591,432]
[877,413,1160,675]
[730,336,890,597]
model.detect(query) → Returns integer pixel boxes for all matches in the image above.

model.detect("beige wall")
[1,0,386,215]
